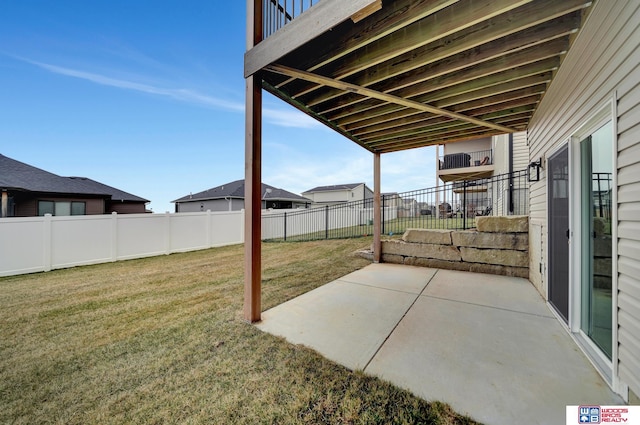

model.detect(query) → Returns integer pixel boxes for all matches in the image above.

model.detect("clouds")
[263,138,437,197]
[19,56,325,130]
[24,58,246,111]
[262,107,323,129]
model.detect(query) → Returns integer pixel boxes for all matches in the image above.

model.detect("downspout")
[508,133,514,214]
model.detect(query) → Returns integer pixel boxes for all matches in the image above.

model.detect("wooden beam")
[363,93,540,149]
[275,0,458,89]
[351,0,382,23]
[431,74,551,109]
[366,120,474,146]
[313,37,566,117]
[356,104,536,144]
[320,51,560,119]
[244,74,262,323]
[265,64,516,134]
[377,130,506,153]
[244,0,379,77]
[289,0,533,99]
[346,73,551,135]
[461,94,541,117]
[262,81,374,153]
[304,12,579,107]
[373,153,381,263]
[244,0,262,323]
[342,70,551,133]
[299,1,585,103]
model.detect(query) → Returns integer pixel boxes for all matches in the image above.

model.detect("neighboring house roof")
[303,183,366,193]
[172,179,310,203]
[0,154,149,202]
[65,177,149,203]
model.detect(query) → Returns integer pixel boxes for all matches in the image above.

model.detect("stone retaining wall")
[380,216,529,278]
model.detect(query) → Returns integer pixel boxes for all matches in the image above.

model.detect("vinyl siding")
[527,0,640,398]
[176,199,242,213]
[512,132,528,172]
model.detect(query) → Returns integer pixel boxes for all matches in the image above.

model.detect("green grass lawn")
[0,239,479,424]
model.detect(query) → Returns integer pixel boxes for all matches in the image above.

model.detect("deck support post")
[244,0,263,323]
[373,152,381,263]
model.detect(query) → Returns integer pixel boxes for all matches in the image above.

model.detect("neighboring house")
[381,192,400,208]
[0,154,149,217]
[243,0,640,403]
[398,198,418,218]
[172,179,310,213]
[436,132,529,216]
[302,183,373,206]
[436,132,528,182]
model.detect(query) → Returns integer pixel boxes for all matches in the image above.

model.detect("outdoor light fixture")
[528,158,542,182]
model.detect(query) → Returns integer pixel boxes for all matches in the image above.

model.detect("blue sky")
[0,1,436,213]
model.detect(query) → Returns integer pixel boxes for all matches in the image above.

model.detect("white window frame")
[567,98,619,391]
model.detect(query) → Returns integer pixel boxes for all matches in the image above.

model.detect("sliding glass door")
[579,121,613,359]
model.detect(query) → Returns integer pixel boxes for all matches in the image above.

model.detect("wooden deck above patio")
[245,0,595,153]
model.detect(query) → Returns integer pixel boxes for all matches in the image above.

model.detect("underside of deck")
[243,0,597,321]
[246,0,595,153]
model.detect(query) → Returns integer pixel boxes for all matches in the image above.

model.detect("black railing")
[592,172,612,220]
[262,170,529,242]
[263,0,320,39]
[439,149,493,170]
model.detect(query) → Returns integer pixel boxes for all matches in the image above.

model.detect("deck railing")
[263,0,321,39]
[439,149,494,170]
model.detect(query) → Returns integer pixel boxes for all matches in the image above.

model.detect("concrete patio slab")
[257,264,623,424]
[424,269,553,317]
[338,262,437,294]
[366,295,620,424]
[257,267,432,369]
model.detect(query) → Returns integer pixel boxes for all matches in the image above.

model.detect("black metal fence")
[262,170,529,242]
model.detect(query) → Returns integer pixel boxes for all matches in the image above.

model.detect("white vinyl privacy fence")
[1,205,398,277]
[0,211,243,277]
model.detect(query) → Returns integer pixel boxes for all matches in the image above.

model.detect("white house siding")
[307,190,350,204]
[491,131,527,174]
[527,0,640,399]
[443,137,491,155]
[512,132,528,172]
[304,184,373,206]
[177,198,242,213]
[492,134,509,175]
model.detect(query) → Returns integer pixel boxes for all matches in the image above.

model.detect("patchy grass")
[0,239,480,424]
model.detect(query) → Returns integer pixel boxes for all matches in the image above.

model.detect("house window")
[71,202,86,215]
[38,201,55,216]
[38,201,86,216]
